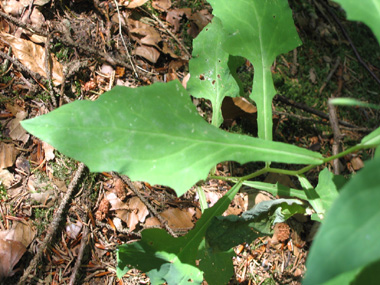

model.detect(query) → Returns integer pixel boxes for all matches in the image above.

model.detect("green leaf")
[333,0,380,44]
[242,181,308,200]
[314,168,340,213]
[197,239,234,285]
[187,17,240,127]
[304,158,380,285]
[360,126,380,147]
[208,0,301,141]
[21,81,322,196]
[117,181,243,284]
[206,198,305,251]
[329,98,380,110]
[228,55,246,97]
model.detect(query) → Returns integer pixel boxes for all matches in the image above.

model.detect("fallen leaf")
[42,142,55,161]
[134,45,160,63]
[120,0,149,8]
[0,143,18,169]
[152,0,171,11]
[0,220,36,248]
[0,239,26,281]
[309,67,317,84]
[6,111,29,143]
[160,208,193,230]
[0,169,14,188]
[0,32,64,85]
[166,8,192,33]
[130,26,162,47]
[351,156,364,170]
[66,221,83,239]
[1,0,28,16]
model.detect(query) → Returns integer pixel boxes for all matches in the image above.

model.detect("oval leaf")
[21,80,322,196]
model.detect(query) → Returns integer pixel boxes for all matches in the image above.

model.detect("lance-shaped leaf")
[21,80,322,196]
[333,0,380,44]
[208,0,302,141]
[187,17,240,127]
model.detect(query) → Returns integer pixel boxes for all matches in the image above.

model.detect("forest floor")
[0,0,379,284]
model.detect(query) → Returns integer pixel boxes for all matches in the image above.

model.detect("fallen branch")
[17,163,85,284]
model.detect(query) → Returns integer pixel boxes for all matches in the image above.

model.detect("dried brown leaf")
[161,208,193,230]
[0,239,26,281]
[0,32,64,85]
[0,143,18,169]
[152,0,171,11]
[134,45,160,63]
[6,111,29,143]
[120,0,149,8]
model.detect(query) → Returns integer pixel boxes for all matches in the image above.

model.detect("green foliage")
[208,0,301,141]
[19,0,380,283]
[21,80,322,196]
[304,158,380,285]
[206,199,306,251]
[187,17,239,127]
[333,0,380,45]
[117,182,243,284]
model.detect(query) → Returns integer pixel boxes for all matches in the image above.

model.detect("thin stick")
[17,163,85,285]
[113,0,138,78]
[147,10,192,58]
[274,94,359,129]
[115,173,178,238]
[44,32,57,107]
[321,0,380,85]
[328,102,343,174]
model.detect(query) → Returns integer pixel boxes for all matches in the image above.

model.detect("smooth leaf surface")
[333,0,380,44]
[314,168,340,213]
[206,198,305,251]
[187,17,240,127]
[360,126,380,147]
[304,158,380,285]
[22,80,322,196]
[117,182,243,283]
[208,0,301,141]
[197,240,234,285]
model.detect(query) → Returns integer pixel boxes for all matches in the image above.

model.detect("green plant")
[21,0,380,284]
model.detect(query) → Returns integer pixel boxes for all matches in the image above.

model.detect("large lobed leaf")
[304,158,380,284]
[22,80,322,196]
[117,182,243,284]
[187,17,240,127]
[207,0,302,141]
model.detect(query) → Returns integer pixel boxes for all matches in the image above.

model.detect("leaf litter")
[0,0,378,284]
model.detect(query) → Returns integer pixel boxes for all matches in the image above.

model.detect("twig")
[328,102,344,174]
[145,9,192,58]
[319,57,340,94]
[0,10,141,76]
[0,50,44,83]
[115,173,178,238]
[274,94,359,129]
[68,222,89,285]
[321,0,380,85]
[17,163,85,285]
[113,0,138,78]
[44,32,57,107]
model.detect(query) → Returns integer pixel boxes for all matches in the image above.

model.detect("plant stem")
[210,144,368,183]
